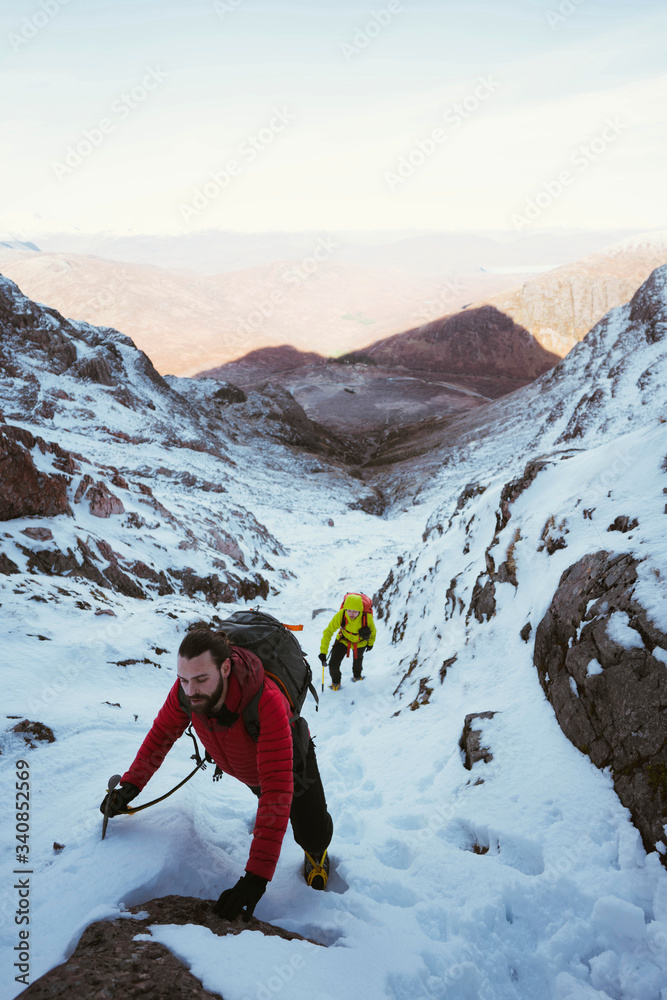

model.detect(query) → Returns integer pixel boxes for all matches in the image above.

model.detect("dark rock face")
[628,265,667,343]
[460,712,497,769]
[213,381,247,404]
[607,515,639,533]
[347,488,387,516]
[20,894,321,1000]
[0,281,78,375]
[68,351,116,386]
[0,551,19,574]
[174,567,270,605]
[0,426,73,520]
[468,574,497,623]
[534,551,667,860]
[21,526,54,541]
[86,481,125,518]
[247,381,364,463]
[496,459,548,534]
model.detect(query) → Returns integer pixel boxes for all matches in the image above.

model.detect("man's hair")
[178,621,231,669]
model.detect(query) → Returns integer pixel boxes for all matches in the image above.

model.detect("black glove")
[212,872,268,921]
[99,782,140,817]
[364,646,373,654]
[318,653,327,664]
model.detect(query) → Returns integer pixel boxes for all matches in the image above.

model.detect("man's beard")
[186,672,225,714]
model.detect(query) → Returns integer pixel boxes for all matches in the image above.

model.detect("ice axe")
[101,773,122,840]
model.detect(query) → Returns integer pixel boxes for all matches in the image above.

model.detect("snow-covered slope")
[1,270,667,1000]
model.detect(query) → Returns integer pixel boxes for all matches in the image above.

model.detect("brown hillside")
[340,305,561,381]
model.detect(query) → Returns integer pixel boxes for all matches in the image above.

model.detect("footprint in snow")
[415,904,449,943]
[363,879,419,908]
[443,819,545,876]
[373,838,417,871]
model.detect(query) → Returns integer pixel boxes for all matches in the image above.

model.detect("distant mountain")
[198,345,327,385]
[368,264,667,470]
[338,304,560,382]
[2,226,639,274]
[0,250,530,377]
[198,304,561,437]
[0,238,40,252]
[471,231,667,356]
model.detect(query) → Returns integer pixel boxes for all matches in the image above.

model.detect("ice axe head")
[101,774,122,840]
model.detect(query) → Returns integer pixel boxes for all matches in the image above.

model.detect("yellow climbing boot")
[304,850,330,890]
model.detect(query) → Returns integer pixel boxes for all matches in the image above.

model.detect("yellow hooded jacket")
[320,593,377,656]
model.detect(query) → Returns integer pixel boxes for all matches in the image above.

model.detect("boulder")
[19,894,321,999]
[87,481,125,518]
[534,551,667,860]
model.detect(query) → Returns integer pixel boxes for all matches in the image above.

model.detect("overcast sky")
[2,0,666,235]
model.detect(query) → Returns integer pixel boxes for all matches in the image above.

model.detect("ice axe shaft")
[101,773,122,840]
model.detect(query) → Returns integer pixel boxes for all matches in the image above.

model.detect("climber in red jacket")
[100,625,333,920]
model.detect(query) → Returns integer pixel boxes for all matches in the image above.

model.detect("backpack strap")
[242,683,263,742]
[339,607,368,658]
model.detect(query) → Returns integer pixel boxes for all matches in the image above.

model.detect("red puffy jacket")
[121,647,293,881]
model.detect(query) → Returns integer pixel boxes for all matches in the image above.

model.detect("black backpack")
[179,609,318,780]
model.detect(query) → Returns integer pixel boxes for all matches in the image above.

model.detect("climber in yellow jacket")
[319,593,377,690]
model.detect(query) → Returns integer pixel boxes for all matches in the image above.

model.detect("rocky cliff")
[473,231,667,357]
[535,552,667,859]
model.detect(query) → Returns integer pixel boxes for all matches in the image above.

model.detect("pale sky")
[2,0,666,235]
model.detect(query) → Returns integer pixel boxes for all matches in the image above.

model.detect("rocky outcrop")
[74,475,125,517]
[68,351,116,386]
[534,551,667,860]
[627,264,667,344]
[495,459,548,534]
[0,426,73,520]
[10,719,56,746]
[174,567,270,605]
[459,712,498,770]
[20,895,321,1000]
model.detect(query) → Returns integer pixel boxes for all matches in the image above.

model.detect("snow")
[586,659,604,677]
[606,612,644,650]
[2,271,667,999]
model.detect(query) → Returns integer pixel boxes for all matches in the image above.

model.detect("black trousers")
[328,639,365,685]
[250,737,333,858]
